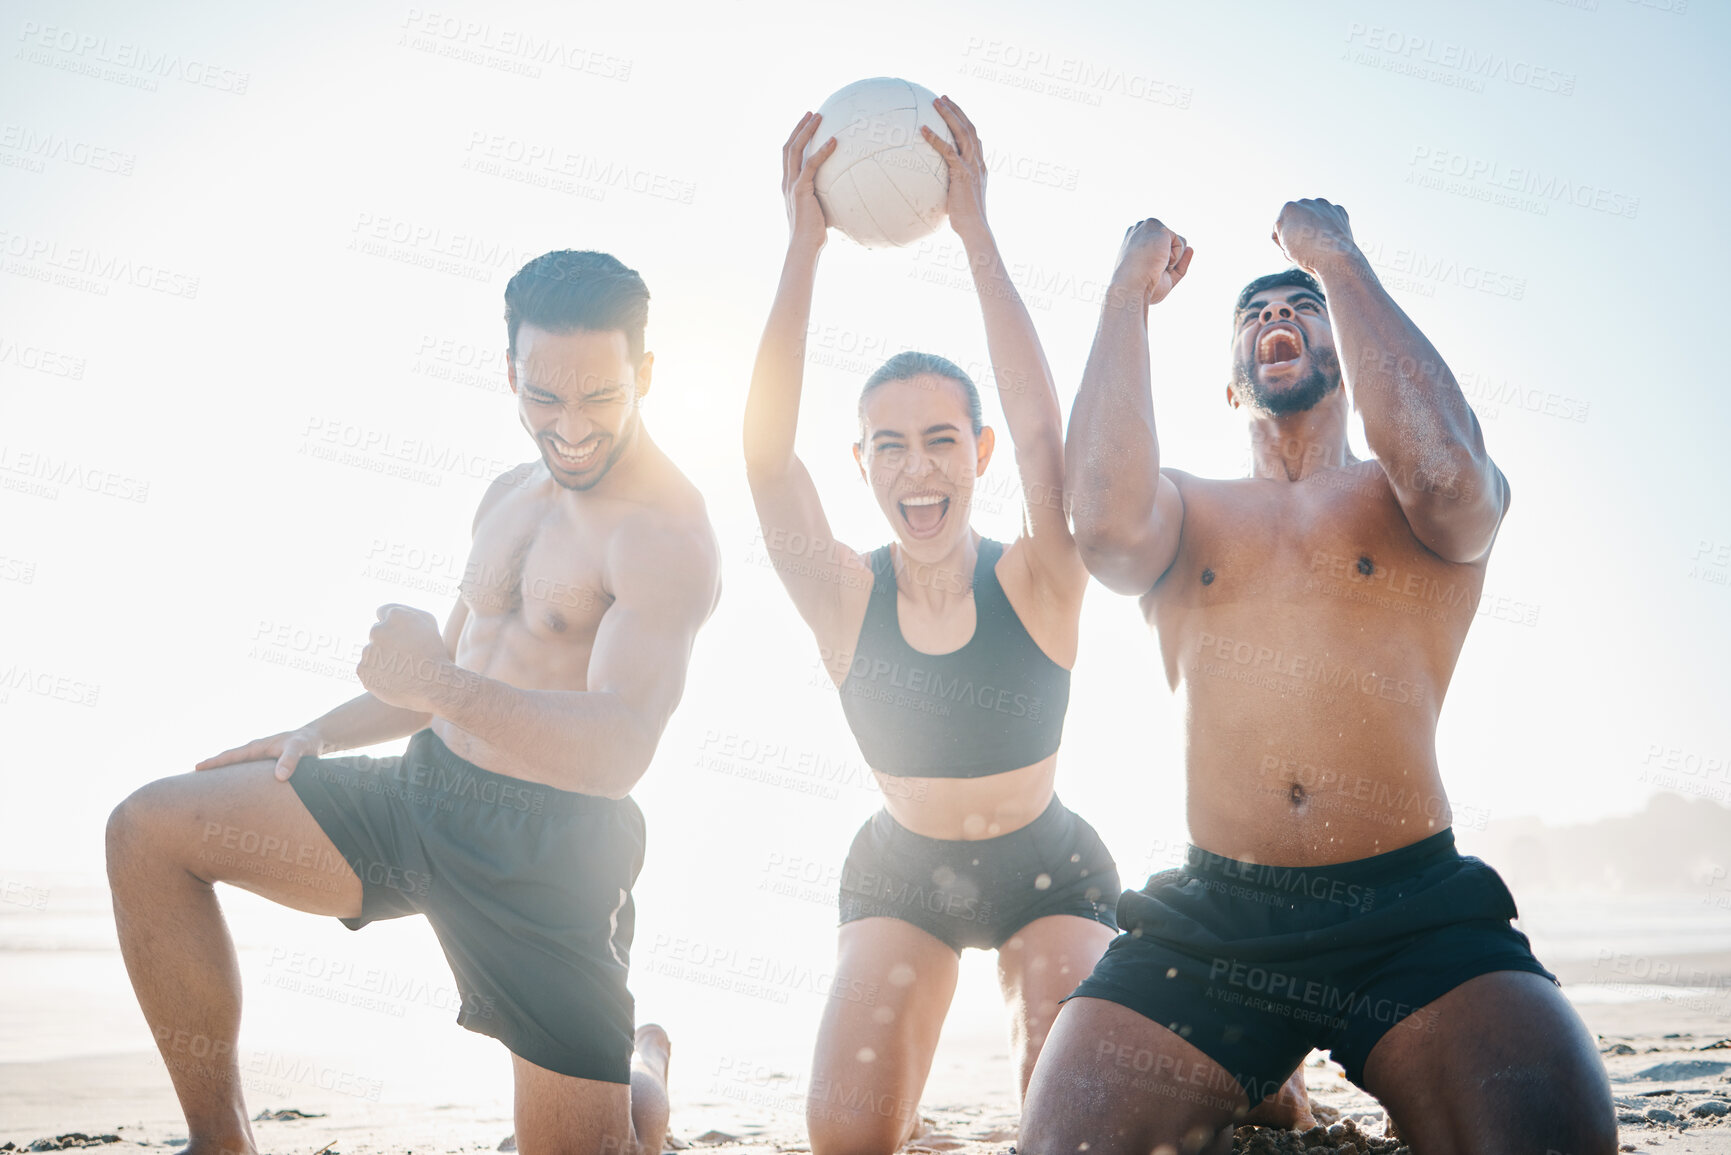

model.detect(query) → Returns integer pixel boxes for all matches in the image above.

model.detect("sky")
[2,0,1729,1097]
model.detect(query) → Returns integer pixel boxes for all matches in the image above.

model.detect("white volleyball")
[803,77,953,249]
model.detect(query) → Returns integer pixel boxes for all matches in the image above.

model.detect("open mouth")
[898,492,950,538]
[547,435,601,471]
[1256,323,1304,366]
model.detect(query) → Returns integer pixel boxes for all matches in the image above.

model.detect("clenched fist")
[1109,218,1193,309]
[1272,198,1358,276]
[357,603,468,711]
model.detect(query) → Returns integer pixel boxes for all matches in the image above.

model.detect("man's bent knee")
[106,779,175,872]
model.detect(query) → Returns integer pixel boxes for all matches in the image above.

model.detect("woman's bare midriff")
[876,754,1059,840]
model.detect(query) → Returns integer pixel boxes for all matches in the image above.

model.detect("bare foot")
[1241,1068,1317,1130]
[634,1022,672,1084]
[630,1023,673,1155]
[174,1141,257,1155]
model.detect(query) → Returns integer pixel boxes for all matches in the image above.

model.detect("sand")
[6,996,1731,1155]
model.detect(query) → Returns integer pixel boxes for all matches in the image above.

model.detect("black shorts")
[1070,828,1555,1104]
[838,795,1119,953]
[289,728,645,1084]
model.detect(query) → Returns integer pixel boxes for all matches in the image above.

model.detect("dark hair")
[1232,268,1325,328]
[857,351,983,441]
[504,250,650,362]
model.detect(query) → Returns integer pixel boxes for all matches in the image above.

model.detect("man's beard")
[1233,347,1342,416]
[545,424,633,491]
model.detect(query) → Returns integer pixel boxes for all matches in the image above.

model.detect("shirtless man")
[105,249,721,1155]
[1018,205,1616,1152]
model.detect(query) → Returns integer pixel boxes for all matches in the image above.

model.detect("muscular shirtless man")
[1019,205,1616,1152]
[105,250,721,1155]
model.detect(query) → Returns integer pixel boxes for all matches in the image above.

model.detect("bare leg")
[1241,1067,1315,1129]
[1362,971,1616,1154]
[510,1024,669,1155]
[806,918,960,1155]
[994,915,1116,1100]
[1018,996,1247,1155]
[105,763,363,1155]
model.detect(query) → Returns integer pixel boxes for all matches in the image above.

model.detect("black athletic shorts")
[1069,827,1556,1104]
[838,795,1119,953]
[289,728,645,1084]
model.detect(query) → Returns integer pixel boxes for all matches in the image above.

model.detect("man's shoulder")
[1159,466,1252,499]
[482,459,543,495]
[609,479,721,608]
[471,461,543,531]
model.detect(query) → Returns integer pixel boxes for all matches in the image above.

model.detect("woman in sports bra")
[743,96,1125,1153]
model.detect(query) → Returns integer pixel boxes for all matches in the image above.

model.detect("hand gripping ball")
[802,77,954,249]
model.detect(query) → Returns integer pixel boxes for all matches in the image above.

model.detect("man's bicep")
[1079,473,1185,596]
[587,539,716,735]
[1389,456,1509,564]
[586,603,702,741]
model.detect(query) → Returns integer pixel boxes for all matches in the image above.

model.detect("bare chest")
[461,497,613,643]
[1149,470,1483,681]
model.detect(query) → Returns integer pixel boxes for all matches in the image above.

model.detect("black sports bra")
[837,537,1070,778]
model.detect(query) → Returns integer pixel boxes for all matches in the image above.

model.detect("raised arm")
[743,112,869,638]
[359,519,719,799]
[1064,219,1194,595]
[1273,198,1508,562]
[919,96,1083,594]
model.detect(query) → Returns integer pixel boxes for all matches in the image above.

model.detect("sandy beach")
[6,974,1730,1154]
[9,817,1731,1155]
[9,794,1731,1154]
